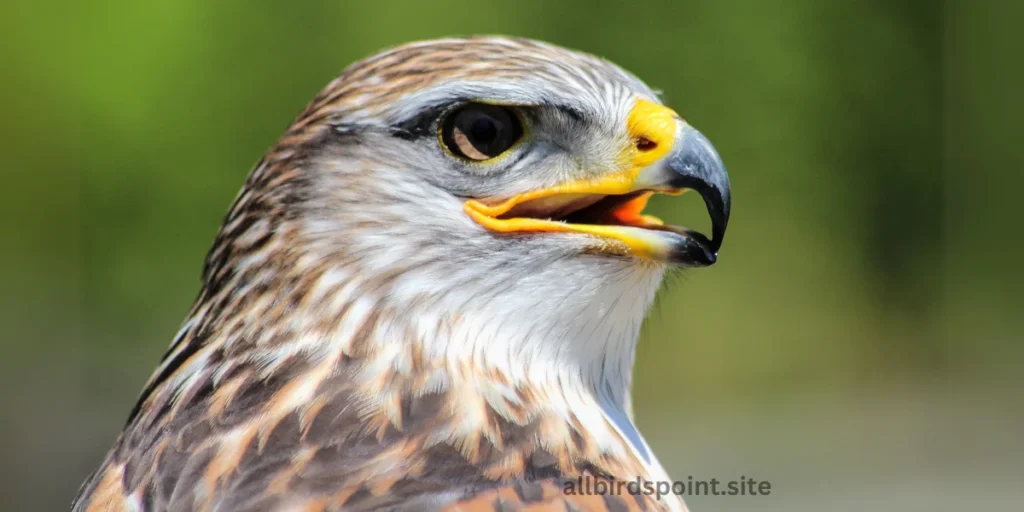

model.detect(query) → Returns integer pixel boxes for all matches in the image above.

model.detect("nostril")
[635,137,657,152]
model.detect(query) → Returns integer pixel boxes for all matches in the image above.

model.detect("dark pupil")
[468,116,499,148]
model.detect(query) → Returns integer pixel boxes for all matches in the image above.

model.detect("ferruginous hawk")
[74,36,730,512]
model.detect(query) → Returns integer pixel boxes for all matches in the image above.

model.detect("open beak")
[464,99,731,266]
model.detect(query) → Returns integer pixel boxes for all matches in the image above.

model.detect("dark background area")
[1,1,1020,510]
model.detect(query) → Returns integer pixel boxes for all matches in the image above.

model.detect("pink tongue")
[499,194,605,220]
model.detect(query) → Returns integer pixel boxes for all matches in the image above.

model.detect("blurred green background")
[1,1,1021,510]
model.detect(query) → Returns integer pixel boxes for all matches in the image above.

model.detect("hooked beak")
[464,99,731,266]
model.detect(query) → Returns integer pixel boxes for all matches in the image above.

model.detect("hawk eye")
[441,104,523,161]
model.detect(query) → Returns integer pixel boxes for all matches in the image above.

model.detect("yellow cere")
[626,98,678,168]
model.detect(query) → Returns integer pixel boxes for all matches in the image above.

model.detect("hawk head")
[196,36,729,410]
[77,37,730,512]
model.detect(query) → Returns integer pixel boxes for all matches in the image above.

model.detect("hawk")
[74,37,730,512]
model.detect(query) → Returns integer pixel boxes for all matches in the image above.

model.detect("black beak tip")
[669,230,718,267]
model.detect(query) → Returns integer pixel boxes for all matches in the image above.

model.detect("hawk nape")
[75,37,730,512]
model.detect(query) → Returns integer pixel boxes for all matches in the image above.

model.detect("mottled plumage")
[75,37,730,511]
